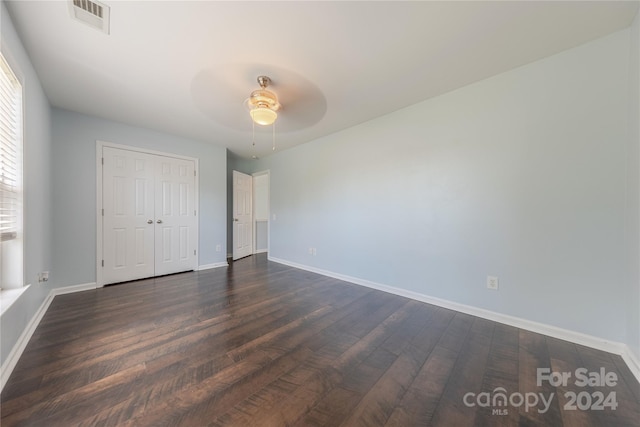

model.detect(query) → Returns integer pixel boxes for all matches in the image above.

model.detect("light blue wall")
[249,29,633,346]
[51,108,227,286]
[626,13,640,362]
[1,1,53,366]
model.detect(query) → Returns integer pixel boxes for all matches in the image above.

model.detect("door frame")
[96,140,199,287]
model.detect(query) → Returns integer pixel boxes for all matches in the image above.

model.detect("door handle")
[147,219,153,224]
[156,219,163,224]
[233,218,239,222]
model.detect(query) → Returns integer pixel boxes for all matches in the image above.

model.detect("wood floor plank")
[339,343,427,426]
[611,353,640,403]
[473,322,520,427]
[11,271,321,382]
[574,343,640,426]
[292,386,363,427]
[517,329,564,426]
[384,345,457,427]
[207,300,418,427]
[4,303,301,414]
[114,283,373,425]
[546,337,601,427]
[1,254,638,426]
[429,315,494,427]
[5,363,148,426]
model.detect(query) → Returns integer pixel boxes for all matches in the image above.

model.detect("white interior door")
[154,156,197,276]
[102,146,197,285]
[233,170,253,260]
[102,147,156,284]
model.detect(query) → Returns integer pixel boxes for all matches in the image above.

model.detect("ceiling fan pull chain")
[252,120,256,149]
[272,122,276,151]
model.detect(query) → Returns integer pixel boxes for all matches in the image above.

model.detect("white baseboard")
[269,257,640,384]
[0,282,96,392]
[621,345,640,382]
[52,282,98,295]
[254,249,268,254]
[1,289,53,391]
[197,262,228,271]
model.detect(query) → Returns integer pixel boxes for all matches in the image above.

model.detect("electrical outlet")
[216,244,222,252]
[312,248,317,256]
[487,276,498,290]
[308,247,313,255]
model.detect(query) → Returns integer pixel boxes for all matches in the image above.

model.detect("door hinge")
[194,250,196,255]
[101,260,104,267]
[102,208,104,216]
[194,210,197,216]
[101,157,104,165]
[194,170,196,177]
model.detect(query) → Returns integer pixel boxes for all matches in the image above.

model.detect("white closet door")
[103,147,156,284]
[102,147,197,285]
[154,155,197,276]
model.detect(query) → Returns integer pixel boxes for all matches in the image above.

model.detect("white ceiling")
[5,1,639,159]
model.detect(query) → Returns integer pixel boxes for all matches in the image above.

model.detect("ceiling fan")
[244,76,281,126]
[243,75,281,154]
[191,65,327,157]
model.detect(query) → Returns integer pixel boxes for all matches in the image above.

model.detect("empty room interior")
[1,1,639,426]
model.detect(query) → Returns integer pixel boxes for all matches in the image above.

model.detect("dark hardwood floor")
[1,254,639,426]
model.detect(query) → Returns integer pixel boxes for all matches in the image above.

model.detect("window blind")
[0,54,22,242]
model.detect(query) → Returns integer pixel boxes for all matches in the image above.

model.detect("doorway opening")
[231,169,269,261]
[253,171,269,256]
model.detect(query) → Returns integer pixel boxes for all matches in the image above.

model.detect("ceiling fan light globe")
[250,107,277,126]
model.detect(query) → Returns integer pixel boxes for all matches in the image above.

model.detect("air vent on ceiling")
[69,0,110,34]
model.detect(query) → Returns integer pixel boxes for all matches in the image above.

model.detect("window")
[0,52,23,291]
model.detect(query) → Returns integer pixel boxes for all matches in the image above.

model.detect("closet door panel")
[154,156,197,276]
[102,147,155,284]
